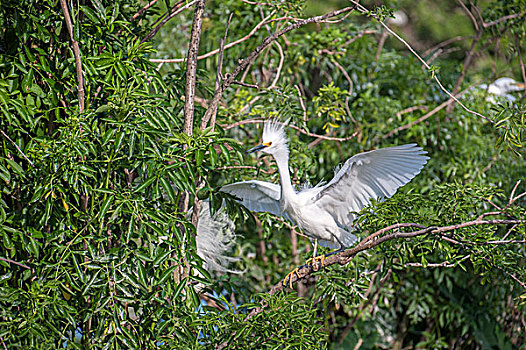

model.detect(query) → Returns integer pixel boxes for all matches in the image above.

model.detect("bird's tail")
[318,228,358,249]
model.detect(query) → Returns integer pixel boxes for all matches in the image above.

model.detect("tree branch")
[202,6,356,126]
[59,0,85,112]
[141,0,196,43]
[0,256,30,270]
[348,0,494,125]
[270,218,526,294]
[0,129,34,167]
[183,0,205,138]
[182,0,206,230]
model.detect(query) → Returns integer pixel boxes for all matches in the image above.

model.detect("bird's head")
[246,119,288,156]
[490,77,526,94]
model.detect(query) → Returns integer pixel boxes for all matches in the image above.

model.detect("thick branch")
[270,218,525,294]
[59,0,85,112]
[183,0,205,137]
[184,0,205,228]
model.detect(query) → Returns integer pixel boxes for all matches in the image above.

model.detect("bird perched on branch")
[221,120,428,285]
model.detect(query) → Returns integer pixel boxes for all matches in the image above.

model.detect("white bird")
[221,120,429,259]
[479,77,526,103]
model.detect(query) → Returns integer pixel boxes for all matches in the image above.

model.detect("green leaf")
[99,195,114,219]
[160,177,176,203]
[5,159,25,178]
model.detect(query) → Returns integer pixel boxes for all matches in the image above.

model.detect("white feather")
[193,200,240,273]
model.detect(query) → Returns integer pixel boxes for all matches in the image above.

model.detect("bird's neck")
[273,148,295,202]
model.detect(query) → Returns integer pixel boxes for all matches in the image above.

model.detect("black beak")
[246,144,268,154]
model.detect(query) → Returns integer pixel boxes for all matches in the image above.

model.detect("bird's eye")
[264,142,272,147]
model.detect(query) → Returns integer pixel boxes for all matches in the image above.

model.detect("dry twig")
[202,6,356,125]
[348,0,494,124]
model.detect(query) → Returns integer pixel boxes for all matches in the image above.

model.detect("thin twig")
[348,0,494,125]
[294,85,307,122]
[59,0,84,112]
[457,0,479,31]
[422,35,471,57]
[0,257,30,270]
[231,81,259,89]
[395,105,429,118]
[380,87,471,140]
[268,41,284,88]
[200,13,233,130]
[483,12,525,28]
[331,59,356,123]
[141,0,197,43]
[0,129,34,167]
[202,6,356,124]
[405,255,470,268]
[131,0,160,21]
[239,0,273,6]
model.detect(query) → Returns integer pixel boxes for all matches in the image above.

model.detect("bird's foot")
[282,267,301,289]
[282,255,327,289]
[305,254,326,270]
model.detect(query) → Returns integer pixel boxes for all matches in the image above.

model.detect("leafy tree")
[0,0,524,348]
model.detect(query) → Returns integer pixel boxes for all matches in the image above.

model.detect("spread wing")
[221,180,282,216]
[314,144,428,228]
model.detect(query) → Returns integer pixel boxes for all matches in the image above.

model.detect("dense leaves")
[0,0,525,348]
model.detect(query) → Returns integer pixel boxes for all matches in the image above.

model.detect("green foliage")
[0,0,525,348]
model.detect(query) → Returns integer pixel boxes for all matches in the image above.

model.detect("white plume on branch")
[194,200,241,273]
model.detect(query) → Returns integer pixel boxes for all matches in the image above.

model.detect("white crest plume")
[262,119,286,142]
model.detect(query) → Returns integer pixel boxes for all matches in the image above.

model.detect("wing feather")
[221,180,282,217]
[314,144,429,229]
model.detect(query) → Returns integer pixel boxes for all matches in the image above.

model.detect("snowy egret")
[221,120,428,285]
[479,77,526,102]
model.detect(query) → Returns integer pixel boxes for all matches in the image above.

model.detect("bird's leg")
[283,240,326,288]
[305,239,326,268]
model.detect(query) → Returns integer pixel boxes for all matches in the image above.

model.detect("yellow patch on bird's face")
[263,142,272,147]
